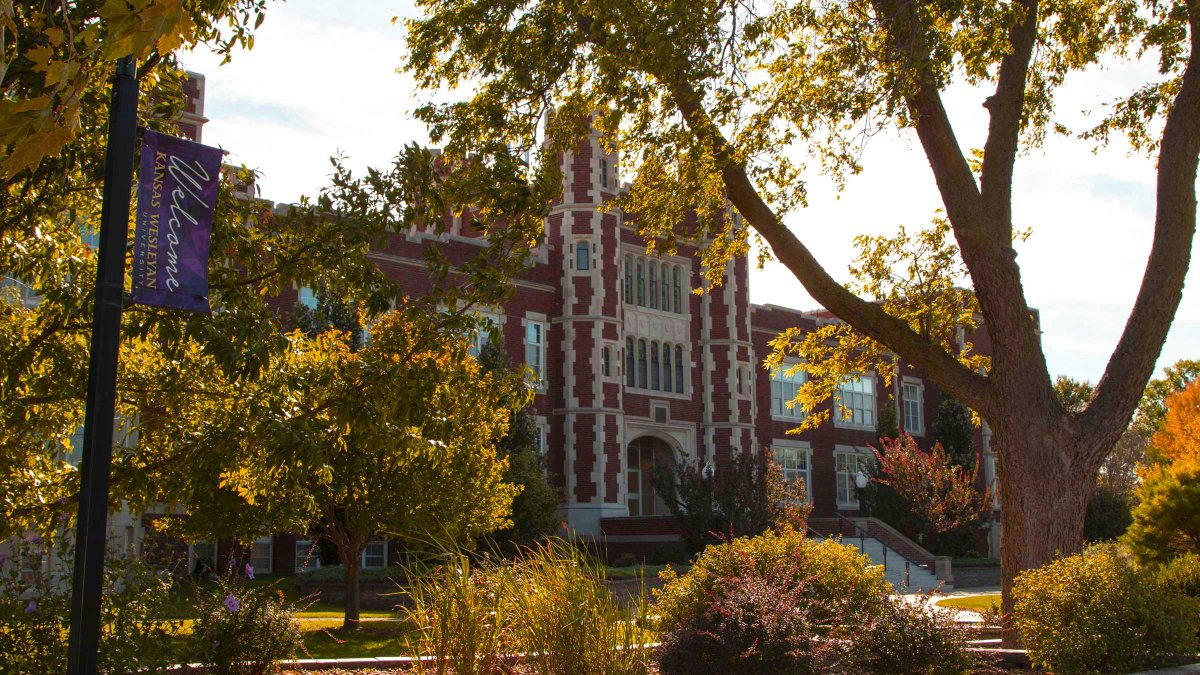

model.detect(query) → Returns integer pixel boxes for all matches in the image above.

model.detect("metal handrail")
[815,513,934,576]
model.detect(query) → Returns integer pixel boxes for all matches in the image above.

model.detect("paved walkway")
[903,586,1000,622]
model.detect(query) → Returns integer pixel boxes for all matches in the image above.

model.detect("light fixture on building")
[854,470,870,490]
[701,464,714,480]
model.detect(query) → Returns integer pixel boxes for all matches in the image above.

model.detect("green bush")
[297,564,403,583]
[1013,543,1200,673]
[190,568,305,675]
[0,535,179,674]
[655,553,844,674]
[846,594,978,675]
[1157,554,1200,599]
[652,528,890,634]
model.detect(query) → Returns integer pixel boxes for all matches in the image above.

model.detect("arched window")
[663,343,673,393]
[673,266,683,313]
[638,339,648,388]
[651,341,660,390]
[648,262,658,309]
[636,259,645,306]
[661,264,671,310]
[626,338,635,387]
[675,345,684,392]
[624,255,633,304]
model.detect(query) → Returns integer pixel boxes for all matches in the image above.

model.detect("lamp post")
[66,55,139,675]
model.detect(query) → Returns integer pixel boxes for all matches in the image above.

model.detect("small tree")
[477,341,560,552]
[870,435,992,538]
[930,398,976,470]
[655,450,809,553]
[1148,380,1200,466]
[1123,457,1200,564]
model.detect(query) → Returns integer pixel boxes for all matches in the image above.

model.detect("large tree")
[402,0,1200,625]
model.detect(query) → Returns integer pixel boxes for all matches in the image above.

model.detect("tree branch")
[1083,5,1200,457]
[667,79,996,415]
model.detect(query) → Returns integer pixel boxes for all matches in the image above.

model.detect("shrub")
[404,553,508,675]
[846,594,978,675]
[1013,543,1200,673]
[190,567,305,675]
[653,528,890,634]
[1084,482,1133,543]
[0,535,179,674]
[504,539,651,675]
[1157,554,1200,599]
[655,554,845,675]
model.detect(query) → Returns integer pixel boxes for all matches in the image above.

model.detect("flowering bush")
[0,534,179,673]
[1013,543,1200,673]
[870,434,992,535]
[190,566,305,675]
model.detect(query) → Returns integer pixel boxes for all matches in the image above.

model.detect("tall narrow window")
[675,346,684,393]
[625,338,635,387]
[624,255,633,303]
[835,375,876,429]
[576,241,590,270]
[661,265,671,309]
[638,340,648,388]
[526,321,545,384]
[771,366,808,420]
[673,267,683,313]
[636,259,645,306]
[648,263,658,309]
[902,379,924,435]
[650,341,660,390]
[600,158,610,188]
[663,343,673,392]
[602,346,611,377]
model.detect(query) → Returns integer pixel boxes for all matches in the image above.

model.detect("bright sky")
[182,0,1200,385]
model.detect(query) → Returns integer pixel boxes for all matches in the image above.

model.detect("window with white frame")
[902,378,924,435]
[771,365,808,420]
[295,539,320,572]
[600,157,610,188]
[251,536,273,574]
[534,422,547,456]
[835,375,877,429]
[525,320,545,385]
[361,540,387,569]
[773,444,811,500]
[297,285,318,310]
[835,449,871,507]
[468,315,499,359]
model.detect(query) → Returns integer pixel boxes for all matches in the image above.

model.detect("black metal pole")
[66,55,139,675]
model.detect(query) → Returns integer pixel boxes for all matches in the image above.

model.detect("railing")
[808,514,942,588]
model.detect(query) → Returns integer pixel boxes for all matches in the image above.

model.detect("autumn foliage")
[870,434,992,535]
[1149,380,1200,465]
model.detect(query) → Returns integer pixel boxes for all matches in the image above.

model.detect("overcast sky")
[181,0,1200,385]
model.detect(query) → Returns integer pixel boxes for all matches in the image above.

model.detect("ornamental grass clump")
[404,553,509,675]
[502,539,651,675]
[1013,543,1200,674]
[190,565,305,675]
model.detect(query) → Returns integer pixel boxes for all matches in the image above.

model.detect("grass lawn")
[162,575,401,620]
[936,593,1000,612]
[603,563,683,581]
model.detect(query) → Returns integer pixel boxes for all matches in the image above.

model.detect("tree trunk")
[335,535,364,630]
[994,418,1100,647]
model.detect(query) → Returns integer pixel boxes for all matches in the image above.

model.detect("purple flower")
[0,553,7,566]
[24,600,36,614]
[244,563,255,580]
[223,594,240,613]
[23,532,42,545]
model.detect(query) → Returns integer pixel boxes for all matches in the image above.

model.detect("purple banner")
[131,130,222,313]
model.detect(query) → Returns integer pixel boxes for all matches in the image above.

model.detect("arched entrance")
[626,436,676,517]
